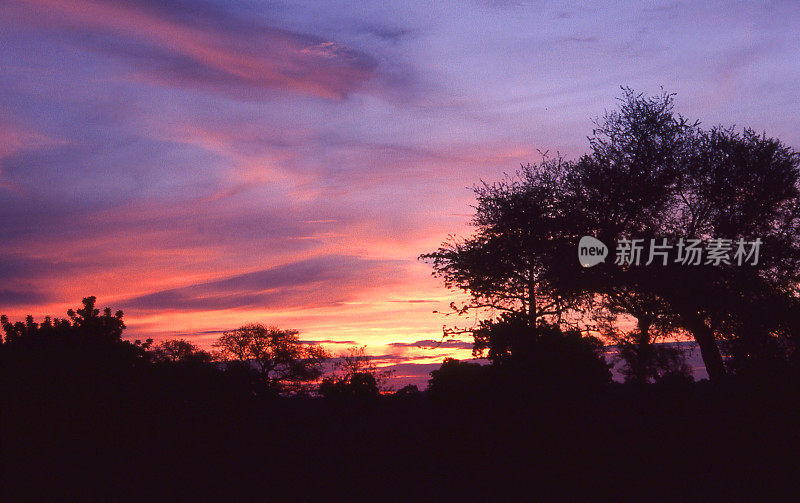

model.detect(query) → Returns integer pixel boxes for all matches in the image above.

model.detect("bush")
[477,317,612,393]
[428,358,491,401]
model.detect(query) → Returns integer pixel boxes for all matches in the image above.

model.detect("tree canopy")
[423,88,800,382]
[213,323,329,394]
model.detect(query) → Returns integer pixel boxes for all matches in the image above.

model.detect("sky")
[1,0,798,386]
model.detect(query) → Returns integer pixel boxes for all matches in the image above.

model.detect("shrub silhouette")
[614,339,692,384]
[154,339,213,365]
[394,384,421,398]
[428,358,490,400]
[319,371,379,400]
[319,345,392,400]
[0,297,152,403]
[473,313,611,391]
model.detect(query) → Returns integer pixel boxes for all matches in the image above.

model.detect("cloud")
[0,135,225,206]
[315,353,461,391]
[0,289,53,307]
[122,254,405,312]
[3,0,377,100]
[301,339,359,345]
[0,255,71,310]
[388,339,474,350]
[0,255,74,282]
[358,24,413,42]
[641,2,680,15]
[2,0,800,351]
[562,36,598,44]
[481,0,527,7]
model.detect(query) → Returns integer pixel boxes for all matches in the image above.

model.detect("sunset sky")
[1,0,798,385]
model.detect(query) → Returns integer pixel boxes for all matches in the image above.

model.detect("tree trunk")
[685,315,726,381]
[527,269,537,333]
[633,318,652,385]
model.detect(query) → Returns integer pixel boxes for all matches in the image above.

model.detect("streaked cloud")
[388,339,474,350]
[2,0,377,100]
[0,289,52,307]
[122,254,406,312]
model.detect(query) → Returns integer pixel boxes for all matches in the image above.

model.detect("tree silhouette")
[423,88,800,382]
[0,297,153,404]
[394,384,421,398]
[474,315,611,390]
[319,345,393,399]
[213,324,328,394]
[550,88,715,378]
[592,296,689,384]
[611,125,800,381]
[154,339,212,365]
[1,296,129,346]
[427,357,490,400]
[420,156,584,337]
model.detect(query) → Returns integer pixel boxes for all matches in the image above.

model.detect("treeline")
[4,295,798,414]
[0,297,608,405]
[0,297,399,404]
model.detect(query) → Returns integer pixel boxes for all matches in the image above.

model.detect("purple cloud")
[2,0,378,100]
[122,254,405,312]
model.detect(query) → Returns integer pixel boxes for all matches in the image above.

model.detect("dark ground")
[3,382,799,501]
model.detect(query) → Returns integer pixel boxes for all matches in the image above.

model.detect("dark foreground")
[3,383,799,501]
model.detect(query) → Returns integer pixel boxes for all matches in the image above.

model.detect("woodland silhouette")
[3,89,800,500]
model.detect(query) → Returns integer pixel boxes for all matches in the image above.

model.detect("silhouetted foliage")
[2,295,129,347]
[654,368,696,387]
[474,316,611,391]
[590,290,684,384]
[213,323,329,395]
[319,345,392,400]
[420,156,581,337]
[722,330,796,382]
[320,371,379,400]
[596,308,691,384]
[618,341,692,384]
[394,383,421,398]
[153,338,213,365]
[569,92,800,381]
[0,297,154,402]
[424,87,800,383]
[0,295,798,501]
[428,358,491,400]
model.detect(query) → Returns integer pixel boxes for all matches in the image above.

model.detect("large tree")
[424,88,800,382]
[650,125,800,380]
[213,324,328,394]
[420,157,582,336]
